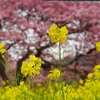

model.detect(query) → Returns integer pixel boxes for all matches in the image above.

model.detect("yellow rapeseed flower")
[96,41,100,52]
[87,73,94,79]
[20,81,24,86]
[21,55,41,78]
[48,68,61,80]
[94,65,100,79]
[94,64,100,71]
[0,42,6,57]
[87,65,100,80]
[79,79,84,84]
[48,24,68,43]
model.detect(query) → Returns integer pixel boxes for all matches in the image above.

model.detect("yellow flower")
[0,43,5,49]
[30,55,38,61]
[87,65,100,80]
[0,42,6,57]
[48,24,68,43]
[48,68,61,80]
[96,41,100,52]
[1,80,6,85]
[94,65,100,79]
[21,55,42,78]
[87,73,94,79]
[79,79,84,84]
[94,65,100,71]
[20,81,24,86]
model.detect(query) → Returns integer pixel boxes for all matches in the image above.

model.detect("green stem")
[58,42,65,100]
[58,42,62,62]
[28,76,31,90]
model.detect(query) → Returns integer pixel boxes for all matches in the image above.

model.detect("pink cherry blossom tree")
[0,1,100,83]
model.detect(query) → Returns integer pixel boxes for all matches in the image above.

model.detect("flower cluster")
[0,82,34,100]
[0,65,100,100]
[0,42,6,57]
[48,24,68,43]
[48,68,61,80]
[21,55,42,78]
[96,41,100,52]
[88,65,100,79]
[76,65,100,100]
